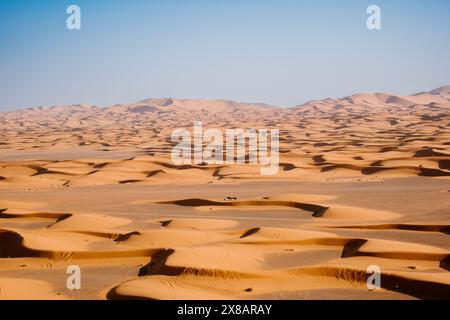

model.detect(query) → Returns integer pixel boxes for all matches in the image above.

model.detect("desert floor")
[0,88,449,300]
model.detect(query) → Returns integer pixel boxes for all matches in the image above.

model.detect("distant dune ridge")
[0,86,449,300]
[0,85,449,185]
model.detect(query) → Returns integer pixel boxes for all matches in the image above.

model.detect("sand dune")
[0,86,449,300]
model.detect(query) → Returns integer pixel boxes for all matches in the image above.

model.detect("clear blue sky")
[1,0,449,110]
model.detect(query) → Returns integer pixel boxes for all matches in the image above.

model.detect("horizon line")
[1,84,449,113]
